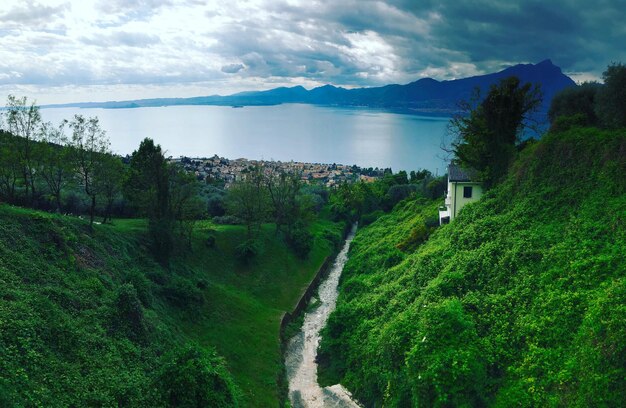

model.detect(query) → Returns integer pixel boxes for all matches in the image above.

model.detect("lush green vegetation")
[0,203,342,406]
[318,127,626,407]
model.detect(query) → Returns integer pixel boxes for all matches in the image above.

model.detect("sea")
[40,103,452,174]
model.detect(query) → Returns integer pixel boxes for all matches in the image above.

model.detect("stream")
[285,224,361,408]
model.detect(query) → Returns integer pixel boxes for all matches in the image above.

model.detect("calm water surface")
[41,104,450,172]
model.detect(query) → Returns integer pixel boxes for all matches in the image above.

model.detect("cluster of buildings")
[169,155,382,187]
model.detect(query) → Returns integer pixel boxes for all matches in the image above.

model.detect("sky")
[1,0,625,104]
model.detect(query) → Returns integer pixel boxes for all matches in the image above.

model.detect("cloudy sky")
[1,0,624,104]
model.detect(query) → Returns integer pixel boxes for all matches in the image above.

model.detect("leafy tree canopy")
[450,76,542,188]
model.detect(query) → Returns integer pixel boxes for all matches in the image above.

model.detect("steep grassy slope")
[0,206,341,407]
[318,127,626,407]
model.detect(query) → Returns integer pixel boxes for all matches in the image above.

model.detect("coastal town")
[169,155,383,187]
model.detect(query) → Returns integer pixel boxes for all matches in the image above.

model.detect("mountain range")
[48,60,575,116]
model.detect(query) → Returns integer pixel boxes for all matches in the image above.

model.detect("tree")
[156,344,238,407]
[224,166,269,240]
[3,95,42,204]
[68,115,110,228]
[95,153,125,223]
[39,121,72,212]
[0,131,21,203]
[264,167,302,234]
[124,138,173,264]
[169,167,205,249]
[450,76,542,188]
[548,82,601,129]
[595,62,626,128]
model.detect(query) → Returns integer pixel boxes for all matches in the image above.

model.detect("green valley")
[0,204,342,406]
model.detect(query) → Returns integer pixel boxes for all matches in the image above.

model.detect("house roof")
[448,164,479,182]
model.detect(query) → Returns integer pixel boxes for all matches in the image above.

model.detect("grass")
[0,206,342,407]
[165,220,340,407]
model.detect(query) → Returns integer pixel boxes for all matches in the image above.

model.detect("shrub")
[156,344,238,407]
[206,228,217,248]
[124,269,154,308]
[112,283,147,342]
[286,221,313,259]
[161,276,204,308]
[384,184,417,210]
[323,228,343,250]
[235,239,260,262]
[207,193,226,217]
[396,223,431,252]
[425,177,447,199]
[360,210,384,226]
[550,113,590,133]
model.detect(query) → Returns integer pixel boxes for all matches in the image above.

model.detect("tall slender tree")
[95,153,125,223]
[39,121,72,212]
[225,165,269,240]
[124,138,173,263]
[3,95,42,204]
[69,115,110,228]
[264,167,302,234]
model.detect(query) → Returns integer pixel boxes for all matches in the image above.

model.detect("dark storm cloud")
[201,0,625,87]
[390,0,626,77]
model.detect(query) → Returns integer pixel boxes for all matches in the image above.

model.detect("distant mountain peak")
[45,60,575,118]
[537,59,555,67]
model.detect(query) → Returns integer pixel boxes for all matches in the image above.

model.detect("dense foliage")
[0,207,238,406]
[549,62,626,131]
[318,127,626,407]
[548,82,601,128]
[328,169,446,225]
[450,76,542,188]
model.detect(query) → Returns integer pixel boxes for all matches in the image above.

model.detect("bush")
[235,239,260,262]
[323,228,343,250]
[124,269,154,307]
[396,223,431,252]
[112,283,147,342]
[161,276,204,308]
[548,82,600,126]
[207,193,226,217]
[156,344,238,407]
[286,221,313,259]
[384,184,417,210]
[425,177,446,199]
[206,228,217,248]
[360,210,384,226]
[550,113,590,133]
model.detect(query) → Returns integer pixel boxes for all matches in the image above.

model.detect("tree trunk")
[89,194,96,228]
[55,193,62,213]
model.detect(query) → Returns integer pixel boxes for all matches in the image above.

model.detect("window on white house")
[463,186,473,198]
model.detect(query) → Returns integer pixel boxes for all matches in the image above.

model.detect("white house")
[439,164,483,225]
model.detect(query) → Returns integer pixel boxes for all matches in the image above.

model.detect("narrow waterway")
[285,224,361,408]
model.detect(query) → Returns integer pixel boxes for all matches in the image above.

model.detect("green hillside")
[318,127,626,407]
[0,205,342,407]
